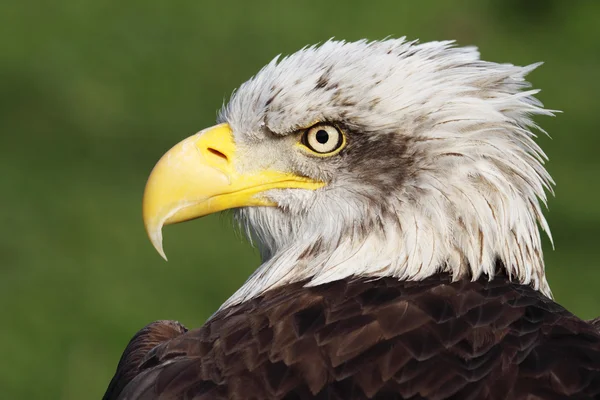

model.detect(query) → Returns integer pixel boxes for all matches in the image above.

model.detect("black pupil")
[315,130,329,144]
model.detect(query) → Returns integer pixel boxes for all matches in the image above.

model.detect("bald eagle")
[104,39,600,399]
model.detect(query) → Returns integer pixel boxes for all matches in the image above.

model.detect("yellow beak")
[142,123,323,259]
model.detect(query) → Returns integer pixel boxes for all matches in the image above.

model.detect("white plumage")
[217,38,554,309]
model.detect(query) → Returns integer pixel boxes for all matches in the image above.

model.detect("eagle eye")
[300,124,345,155]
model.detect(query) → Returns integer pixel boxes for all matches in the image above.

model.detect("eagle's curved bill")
[142,123,323,260]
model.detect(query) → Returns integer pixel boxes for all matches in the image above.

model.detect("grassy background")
[2,0,599,398]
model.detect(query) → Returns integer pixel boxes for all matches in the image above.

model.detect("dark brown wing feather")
[103,320,188,400]
[104,274,600,399]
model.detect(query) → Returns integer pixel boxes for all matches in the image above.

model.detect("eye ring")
[300,124,345,155]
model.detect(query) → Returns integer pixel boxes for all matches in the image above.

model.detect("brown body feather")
[104,274,600,399]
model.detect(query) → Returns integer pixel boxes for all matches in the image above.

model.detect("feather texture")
[104,274,600,399]
[219,39,555,307]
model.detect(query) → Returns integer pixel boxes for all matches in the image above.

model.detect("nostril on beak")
[207,147,228,162]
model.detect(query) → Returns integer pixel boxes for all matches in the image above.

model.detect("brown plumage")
[103,320,188,399]
[104,273,600,399]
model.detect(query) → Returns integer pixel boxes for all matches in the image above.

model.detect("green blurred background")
[2,0,599,398]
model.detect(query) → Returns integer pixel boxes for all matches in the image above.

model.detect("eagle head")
[142,39,554,307]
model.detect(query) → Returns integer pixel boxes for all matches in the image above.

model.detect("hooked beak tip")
[147,222,168,261]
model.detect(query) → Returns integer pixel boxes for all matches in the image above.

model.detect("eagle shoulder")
[102,320,188,400]
[105,275,600,399]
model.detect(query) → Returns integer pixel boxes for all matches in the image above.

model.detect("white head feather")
[217,38,554,309]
